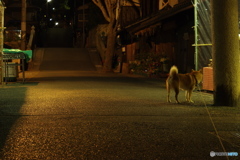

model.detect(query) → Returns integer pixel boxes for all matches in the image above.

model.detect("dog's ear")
[199,69,202,73]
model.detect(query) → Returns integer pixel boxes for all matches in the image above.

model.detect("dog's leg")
[166,81,171,103]
[184,90,190,102]
[174,87,180,103]
[185,91,189,101]
[188,90,194,103]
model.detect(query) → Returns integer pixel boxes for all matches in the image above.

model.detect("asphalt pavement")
[0,48,239,160]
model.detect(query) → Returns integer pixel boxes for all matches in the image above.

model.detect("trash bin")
[3,62,17,82]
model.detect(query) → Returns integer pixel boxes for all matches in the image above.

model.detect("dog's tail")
[169,65,178,77]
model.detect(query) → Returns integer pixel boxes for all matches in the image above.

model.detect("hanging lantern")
[0,0,5,84]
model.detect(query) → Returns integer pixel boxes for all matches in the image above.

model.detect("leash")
[197,85,229,160]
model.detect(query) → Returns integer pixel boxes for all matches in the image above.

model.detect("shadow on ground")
[0,87,27,154]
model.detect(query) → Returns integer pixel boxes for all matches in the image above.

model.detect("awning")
[124,1,193,35]
[3,48,32,62]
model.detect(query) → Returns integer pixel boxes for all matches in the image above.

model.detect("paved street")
[0,48,239,160]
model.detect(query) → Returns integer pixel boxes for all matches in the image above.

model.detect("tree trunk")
[21,0,27,50]
[211,0,240,107]
[102,23,117,72]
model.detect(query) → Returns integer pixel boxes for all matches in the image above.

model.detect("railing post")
[27,26,35,50]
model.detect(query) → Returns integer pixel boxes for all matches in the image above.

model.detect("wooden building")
[3,0,40,49]
[3,0,40,31]
[119,0,195,75]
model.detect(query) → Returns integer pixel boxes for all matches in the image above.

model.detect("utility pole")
[194,0,198,71]
[0,1,5,84]
[21,0,26,50]
[211,0,240,107]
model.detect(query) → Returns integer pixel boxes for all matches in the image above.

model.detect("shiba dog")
[166,65,203,103]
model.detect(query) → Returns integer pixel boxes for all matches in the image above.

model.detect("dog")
[166,65,203,103]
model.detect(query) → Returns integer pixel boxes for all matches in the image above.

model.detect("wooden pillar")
[211,0,240,106]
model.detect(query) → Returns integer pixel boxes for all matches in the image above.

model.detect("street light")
[46,0,52,26]
[46,0,52,14]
